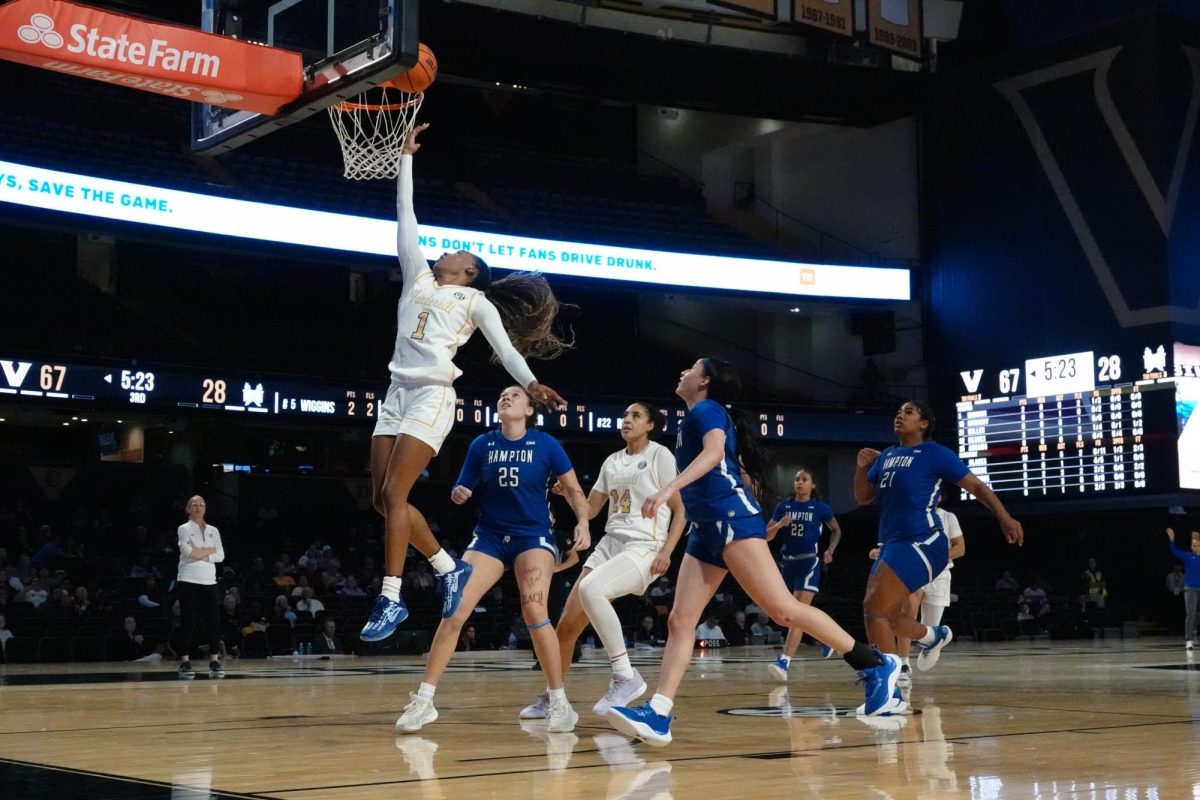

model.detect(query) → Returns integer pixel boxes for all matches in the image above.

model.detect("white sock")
[417,682,436,700]
[779,655,791,667]
[901,657,911,669]
[548,686,567,702]
[428,549,455,575]
[382,576,402,602]
[610,652,634,680]
[917,626,938,646]
[649,693,673,717]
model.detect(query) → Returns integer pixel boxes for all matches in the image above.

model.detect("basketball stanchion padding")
[327,43,437,180]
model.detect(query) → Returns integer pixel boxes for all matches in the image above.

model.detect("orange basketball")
[386,43,437,93]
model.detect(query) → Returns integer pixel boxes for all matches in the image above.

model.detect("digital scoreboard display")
[0,354,863,443]
[954,343,1199,501]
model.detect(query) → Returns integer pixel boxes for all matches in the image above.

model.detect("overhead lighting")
[117,420,123,424]
[71,416,79,420]
[62,421,69,426]
[789,307,801,313]
[81,418,88,422]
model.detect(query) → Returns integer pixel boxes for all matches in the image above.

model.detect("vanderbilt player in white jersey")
[521,402,687,719]
[362,123,573,644]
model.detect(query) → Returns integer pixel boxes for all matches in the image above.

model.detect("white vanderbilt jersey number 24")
[595,441,676,546]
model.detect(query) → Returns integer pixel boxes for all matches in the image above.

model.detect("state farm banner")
[867,0,922,59]
[793,0,853,38]
[0,0,302,113]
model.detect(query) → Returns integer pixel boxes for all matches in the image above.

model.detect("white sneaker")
[520,690,551,720]
[767,656,789,682]
[547,695,579,733]
[593,669,648,716]
[915,625,954,672]
[897,663,913,686]
[395,693,438,732]
[1187,640,1195,651]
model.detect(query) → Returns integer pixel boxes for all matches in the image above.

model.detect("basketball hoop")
[327,44,437,181]
[328,82,424,181]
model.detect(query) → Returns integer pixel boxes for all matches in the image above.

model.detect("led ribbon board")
[0,159,911,300]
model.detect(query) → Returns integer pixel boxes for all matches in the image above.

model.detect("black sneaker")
[209,660,225,679]
[178,661,195,680]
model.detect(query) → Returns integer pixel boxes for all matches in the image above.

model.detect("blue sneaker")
[857,649,901,716]
[820,644,837,659]
[438,558,473,618]
[606,702,673,747]
[767,656,789,682]
[360,594,409,642]
[915,625,953,672]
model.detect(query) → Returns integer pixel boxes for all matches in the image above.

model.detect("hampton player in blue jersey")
[855,401,1023,712]
[607,358,900,746]
[765,468,842,681]
[362,124,572,646]
[396,386,592,734]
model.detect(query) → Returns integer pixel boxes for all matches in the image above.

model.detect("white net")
[327,86,424,180]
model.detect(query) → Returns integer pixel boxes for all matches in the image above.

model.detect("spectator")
[457,623,480,652]
[295,587,325,616]
[311,619,344,655]
[129,553,158,579]
[272,595,297,627]
[339,575,367,598]
[695,612,727,643]
[649,576,673,603]
[1081,558,1107,609]
[723,609,753,647]
[1016,599,1034,622]
[31,528,63,570]
[995,571,1019,594]
[290,574,311,599]
[0,612,11,661]
[113,615,151,661]
[138,576,163,609]
[220,593,243,658]
[751,612,782,645]
[21,578,48,608]
[273,561,296,591]
[72,586,91,618]
[1023,582,1048,603]
[633,614,661,648]
[0,567,23,595]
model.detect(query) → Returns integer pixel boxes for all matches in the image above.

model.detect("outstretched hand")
[529,382,567,412]
[403,122,430,156]
[1167,527,1175,542]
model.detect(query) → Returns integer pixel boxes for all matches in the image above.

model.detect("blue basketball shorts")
[781,555,821,594]
[467,529,558,570]
[872,530,950,592]
[684,516,766,569]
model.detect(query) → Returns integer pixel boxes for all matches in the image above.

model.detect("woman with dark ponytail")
[606,358,901,747]
[361,122,573,648]
[855,401,1023,712]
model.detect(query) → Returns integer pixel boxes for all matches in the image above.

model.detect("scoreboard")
[955,342,1200,501]
[0,354,877,443]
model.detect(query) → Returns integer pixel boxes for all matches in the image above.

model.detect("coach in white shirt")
[176,495,226,679]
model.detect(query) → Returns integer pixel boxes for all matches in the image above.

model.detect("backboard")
[190,0,418,153]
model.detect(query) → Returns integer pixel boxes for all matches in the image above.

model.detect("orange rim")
[332,92,423,113]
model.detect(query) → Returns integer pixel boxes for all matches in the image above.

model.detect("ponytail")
[483,272,575,362]
[700,357,772,498]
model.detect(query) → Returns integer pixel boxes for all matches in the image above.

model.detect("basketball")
[386,43,437,93]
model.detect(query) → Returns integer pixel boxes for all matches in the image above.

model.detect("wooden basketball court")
[1,639,1196,798]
